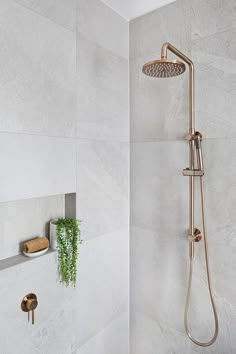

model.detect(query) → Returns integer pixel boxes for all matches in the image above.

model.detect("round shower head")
[142,58,186,78]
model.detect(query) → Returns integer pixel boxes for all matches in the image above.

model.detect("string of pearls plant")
[56,218,81,287]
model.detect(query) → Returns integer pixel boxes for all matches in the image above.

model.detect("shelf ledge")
[0,249,57,271]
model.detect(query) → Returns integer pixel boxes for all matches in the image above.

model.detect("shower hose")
[184,176,219,346]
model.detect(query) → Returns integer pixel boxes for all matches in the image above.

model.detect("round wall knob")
[21,293,38,312]
[26,298,38,311]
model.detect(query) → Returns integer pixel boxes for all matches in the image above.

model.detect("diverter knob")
[21,293,38,324]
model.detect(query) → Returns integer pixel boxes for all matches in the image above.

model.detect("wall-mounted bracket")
[183,168,204,176]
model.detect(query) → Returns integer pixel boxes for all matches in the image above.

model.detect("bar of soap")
[23,237,49,253]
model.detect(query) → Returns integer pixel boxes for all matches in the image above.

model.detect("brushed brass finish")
[183,169,204,176]
[188,228,202,242]
[142,58,185,78]
[142,42,218,347]
[161,43,195,134]
[21,293,38,325]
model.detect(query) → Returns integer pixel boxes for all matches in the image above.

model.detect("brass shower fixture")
[142,42,219,347]
[21,293,38,325]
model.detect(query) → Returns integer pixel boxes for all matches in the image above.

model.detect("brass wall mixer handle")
[21,293,38,324]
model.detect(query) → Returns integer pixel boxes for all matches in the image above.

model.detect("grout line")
[0,193,71,205]
[77,136,129,143]
[130,136,235,144]
[0,130,129,143]
[0,129,77,140]
[128,15,131,354]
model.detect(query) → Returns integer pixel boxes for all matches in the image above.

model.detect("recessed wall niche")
[0,193,76,266]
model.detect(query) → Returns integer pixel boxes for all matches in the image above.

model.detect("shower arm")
[161,42,195,135]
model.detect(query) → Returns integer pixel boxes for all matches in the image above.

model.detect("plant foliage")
[56,218,81,287]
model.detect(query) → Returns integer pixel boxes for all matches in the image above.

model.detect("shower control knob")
[25,297,38,311]
[185,131,203,141]
[21,293,38,325]
[188,228,202,242]
[193,228,202,242]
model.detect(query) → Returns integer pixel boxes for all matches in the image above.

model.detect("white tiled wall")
[0,1,129,354]
[130,0,236,353]
[76,1,129,353]
[0,194,64,260]
[0,0,76,138]
[0,133,76,202]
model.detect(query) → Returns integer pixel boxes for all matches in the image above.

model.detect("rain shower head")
[142,58,186,78]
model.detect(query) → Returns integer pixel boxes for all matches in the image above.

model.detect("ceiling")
[101,0,175,20]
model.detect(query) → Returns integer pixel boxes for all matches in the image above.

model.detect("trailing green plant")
[56,218,81,287]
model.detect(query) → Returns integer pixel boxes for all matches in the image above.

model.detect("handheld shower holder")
[183,130,204,176]
[183,168,204,176]
[185,131,203,142]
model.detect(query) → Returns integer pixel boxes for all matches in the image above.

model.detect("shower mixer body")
[142,43,219,347]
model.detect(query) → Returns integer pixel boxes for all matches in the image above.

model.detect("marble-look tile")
[192,30,236,139]
[198,139,236,309]
[131,310,236,354]
[130,0,190,59]
[74,229,129,348]
[0,194,64,260]
[77,313,129,354]
[131,141,188,233]
[191,0,236,40]
[0,132,76,202]
[130,227,188,333]
[0,0,76,137]
[77,33,129,141]
[130,312,188,354]
[130,55,188,142]
[77,0,128,59]
[30,298,77,354]
[200,139,236,237]
[77,139,129,240]
[14,0,76,31]
[14,342,40,354]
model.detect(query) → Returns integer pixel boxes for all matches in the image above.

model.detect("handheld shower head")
[142,58,186,78]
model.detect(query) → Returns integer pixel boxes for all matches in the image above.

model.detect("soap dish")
[23,248,49,258]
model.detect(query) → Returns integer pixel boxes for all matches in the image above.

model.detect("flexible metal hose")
[184,176,219,346]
